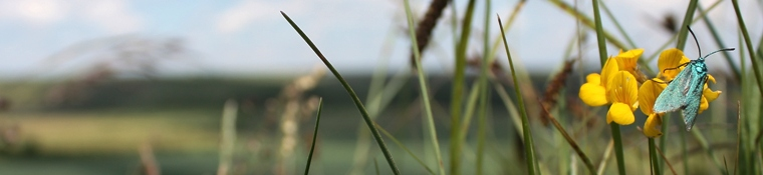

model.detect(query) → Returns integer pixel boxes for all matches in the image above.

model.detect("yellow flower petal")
[643,113,663,138]
[699,96,709,114]
[608,102,635,125]
[703,87,722,102]
[615,49,643,72]
[638,79,666,115]
[580,82,608,106]
[586,73,601,85]
[607,71,639,107]
[707,74,717,84]
[658,48,690,81]
[601,57,620,87]
[702,75,722,102]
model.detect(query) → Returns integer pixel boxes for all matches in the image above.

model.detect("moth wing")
[682,66,708,131]
[682,89,702,131]
[653,63,695,113]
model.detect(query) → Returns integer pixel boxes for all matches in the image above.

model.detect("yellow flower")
[579,57,619,106]
[616,49,645,80]
[579,49,644,126]
[639,79,666,137]
[657,48,691,81]
[605,71,638,125]
[644,113,663,137]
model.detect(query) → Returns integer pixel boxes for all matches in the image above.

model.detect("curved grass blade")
[280,11,400,174]
[378,125,437,175]
[402,0,445,174]
[498,15,537,175]
[539,102,596,175]
[304,98,323,175]
[731,0,763,99]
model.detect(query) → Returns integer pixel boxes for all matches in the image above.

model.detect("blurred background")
[0,0,759,174]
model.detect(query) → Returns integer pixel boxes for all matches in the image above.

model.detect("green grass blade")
[690,129,727,174]
[349,23,403,175]
[402,1,445,174]
[547,0,654,75]
[591,0,626,173]
[350,70,410,175]
[280,11,400,174]
[644,0,724,62]
[649,138,661,175]
[304,98,323,175]
[218,99,237,175]
[498,15,536,175]
[540,102,595,175]
[546,0,628,51]
[476,0,492,174]
[488,0,526,63]
[450,1,477,174]
[374,158,380,175]
[596,139,614,175]
[674,0,699,50]
[592,0,609,65]
[458,82,481,142]
[598,0,637,49]
[696,5,742,81]
[732,0,763,105]
[608,123,626,175]
[378,126,437,175]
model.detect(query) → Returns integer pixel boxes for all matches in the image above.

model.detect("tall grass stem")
[403,0,445,174]
[280,11,400,174]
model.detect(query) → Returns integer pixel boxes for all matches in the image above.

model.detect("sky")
[0,0,759,80]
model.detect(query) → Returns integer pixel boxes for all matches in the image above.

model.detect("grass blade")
[498,15,537,175]
[590,0,626,173]
[696,5,741,81]
[280,11,400,174]
[304,98,323,175]
[674,0,699,50]
[217,99,237,175]
[654,141,678,175]
[649,138,661,175]
[540,102,595,175]
[402,0,445,174]
[731,0,763,99]
[476,0,492,174]
[449,1,477,174]
[378,126,437,175]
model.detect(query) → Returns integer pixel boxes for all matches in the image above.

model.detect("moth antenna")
[703,48,736,59]
[687,25,702,57]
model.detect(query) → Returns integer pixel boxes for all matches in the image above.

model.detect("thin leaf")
[498,15,537,175]
[280,11,400,174]
[304,98,323,175]
[402,0,445,174]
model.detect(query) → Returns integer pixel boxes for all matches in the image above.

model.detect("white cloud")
[216,1,269,34]
[0,0,69,25]
[77,0,144,34]
[0,0,143,34]
[215,0,308,34]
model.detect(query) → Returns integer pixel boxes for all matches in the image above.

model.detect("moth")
[653,26,734,131]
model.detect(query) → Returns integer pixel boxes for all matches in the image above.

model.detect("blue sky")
[0,0,758,80]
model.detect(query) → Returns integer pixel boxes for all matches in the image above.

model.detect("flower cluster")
[578,48,722,138]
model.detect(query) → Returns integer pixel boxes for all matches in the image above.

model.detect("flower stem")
[610,123,626,175]
[591,0,607,66]
[649,138,662,175]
